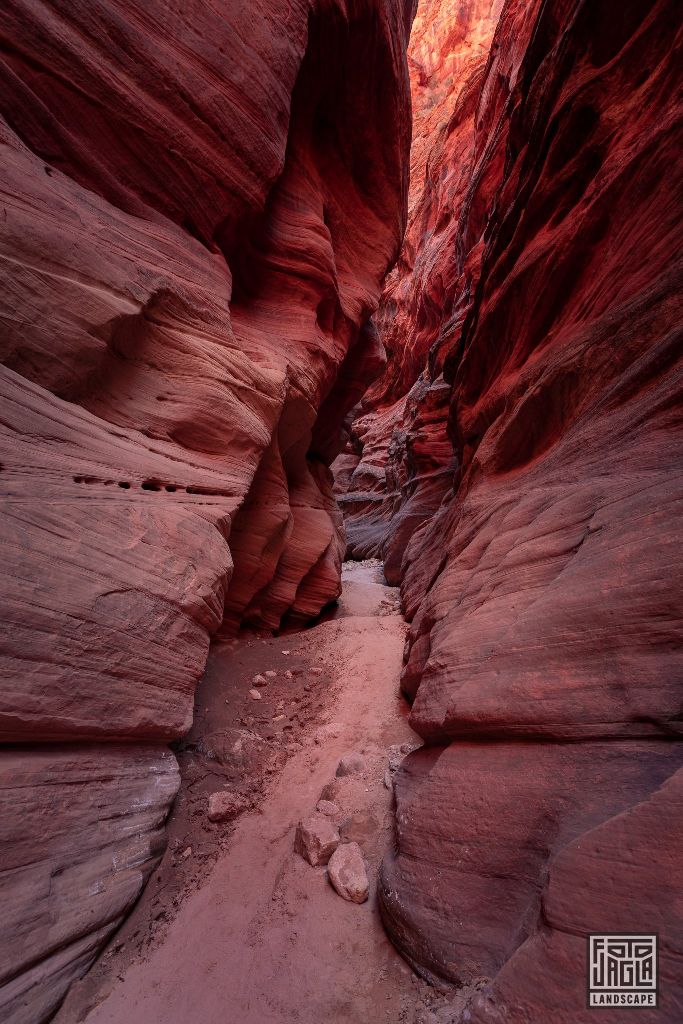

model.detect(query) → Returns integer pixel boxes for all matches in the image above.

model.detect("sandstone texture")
[328,842,369,904]
[332,0,683,1019]
[207,791,249,824]
[295,814,341,867]
[0,1,413,1019]
[0,747,179,1024]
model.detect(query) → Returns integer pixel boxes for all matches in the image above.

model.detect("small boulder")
[294,814,340,866]
[316,799,342,819]
[207,791,249,823]
[336,752,365,777]
[265,670,277,679]
[327,842,368,903]
[339,808,379,846]
[249,688,262,700]
[252,674,268,686]
[320,780,340,802]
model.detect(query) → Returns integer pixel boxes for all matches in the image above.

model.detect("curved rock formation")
[0,2,413,1019]
[334,0,505,577]
[334,0,683,1019]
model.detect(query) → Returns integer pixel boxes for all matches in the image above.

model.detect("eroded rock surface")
[0,1,413,1019]
[333,0,683,1019]
[328,841,369,904]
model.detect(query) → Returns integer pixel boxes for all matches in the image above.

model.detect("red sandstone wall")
[336,0,683,1019]
[0,2,413,1019]
[333,0,505,579]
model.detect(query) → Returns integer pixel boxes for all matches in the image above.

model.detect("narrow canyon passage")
[56,563,449,1024]
[1,1,681,1022]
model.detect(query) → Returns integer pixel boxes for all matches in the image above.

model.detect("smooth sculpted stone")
[294,815,340,867]
[0,0,413,1017]
[328,842,369,904]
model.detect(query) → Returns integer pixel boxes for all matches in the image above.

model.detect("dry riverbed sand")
[57,561,468,1024]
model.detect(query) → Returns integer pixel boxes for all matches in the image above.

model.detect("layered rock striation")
[0,2,413,1019]
[335,0,683,1020]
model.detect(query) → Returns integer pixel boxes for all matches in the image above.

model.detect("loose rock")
[265,670,277,679]
[336,752,365,777]
[316,799,342,819]
[252,674,268,686]
[249,689,262,700]
[339,809,379,846]
[320,780,340,802]
[327,842,369,903]
[294,814,340,866]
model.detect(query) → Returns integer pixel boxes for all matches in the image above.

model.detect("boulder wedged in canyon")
[332,0,683,1017]
[0,1,413,1019]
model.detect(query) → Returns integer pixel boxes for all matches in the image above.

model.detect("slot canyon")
[0,1,681,1022]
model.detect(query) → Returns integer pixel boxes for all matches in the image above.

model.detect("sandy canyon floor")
[54,562,465,1024]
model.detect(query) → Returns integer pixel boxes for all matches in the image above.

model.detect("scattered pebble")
[327,842,368,903]
[281,650,290,655]
[284,670,293,680]
[294,814,340,866]
[310,667,323,676]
